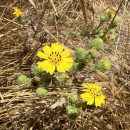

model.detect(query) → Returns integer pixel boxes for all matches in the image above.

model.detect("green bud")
[74,47,86,60]
[66,105,80,120]
[18,75,29,85]
[100,15,107,23]
[36,87,48,98]
[89,38,103,51]
[81,25,93,36]
[104,8,111,20]
[55,73,67,85]
[99,32,105,38]
[98,28,105,38]
[69,93,78,104]
[85,25,93,33]
[104,8,110,15]
[95,59,111,72]
[111,35,116,41]
[109,26,117,34]
[32,65,43,77]
[69,62,78,72]
[83,51,94,64]
[112,17,119,26]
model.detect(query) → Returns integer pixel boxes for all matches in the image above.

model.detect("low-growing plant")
[16,7,117,121]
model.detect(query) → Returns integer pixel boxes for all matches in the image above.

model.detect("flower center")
[104,60,111,69]
[89,89,101,98]
[48,51,62,65]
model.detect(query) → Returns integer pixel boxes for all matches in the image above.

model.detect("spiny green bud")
[66,105,80,120]
[99,32,105,38]
[89,38,103,51]
[98,28,105,38]
[112,17,119,26]
[69,93,78,104]
[55,73,67,85]
[81,25,93,36]
[110,35,116,41]
[104,8,110,15]
[95,59,111,72]
[69,62,78,72]
[36,87,48,98]
[18,75,29,85]
[74,47,86,60]
[85,25,93,33]
[100,15,107,23]
[83,51,94,64]
[109,26,116,33]
[32,65,43,77]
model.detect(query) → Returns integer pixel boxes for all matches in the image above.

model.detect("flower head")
[13,7,24,17]
[95,59,111,72]
[80,83,105,107]
[108,10,115,17]
[89,38,104,51]
[37,43,73,74]
[104,59,111,69]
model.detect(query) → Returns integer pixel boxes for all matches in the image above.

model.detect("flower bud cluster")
[36,87,48,98]
[66,105,80,120]
[95,59,111,72]
[18,75,30,87]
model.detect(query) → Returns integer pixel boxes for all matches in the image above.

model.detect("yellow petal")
[42,45,52,56]
[61,49,71,58]
[57,44,64,54]
[37,60,49,71]
[94,85,102,90]
[37,51,48,59]
[56,64,65,73]
[51,43,56,52]
[62,58,73,63]
[80,93,92,101]
[46,64,55,74]
[88,83,94,89]
[81,89,89,92]
[60,61,73,71]
[95,97,101,107]
[82,83,89,88]
[87,98,94,105]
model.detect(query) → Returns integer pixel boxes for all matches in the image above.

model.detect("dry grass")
[0,0,130,129]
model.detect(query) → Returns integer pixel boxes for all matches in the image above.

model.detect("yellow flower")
[37,43,73,74]
[80,83,105,107]
[104,59,111,69]
[13,8,24,17]
[108,10,115,17]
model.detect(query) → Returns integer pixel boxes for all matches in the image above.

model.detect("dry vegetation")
[0,0,130,129]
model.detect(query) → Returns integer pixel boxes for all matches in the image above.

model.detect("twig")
[80,0,88,25]
[0,93,17,130]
